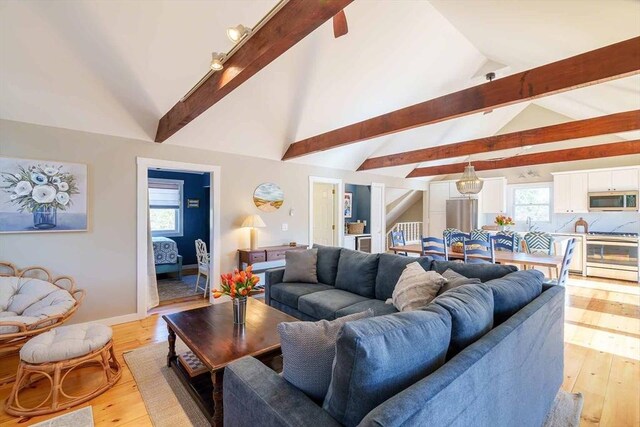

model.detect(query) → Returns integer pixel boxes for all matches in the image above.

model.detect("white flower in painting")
[14,180,33,196]
[55,192,70,205]
[31,185,56,204]
[44,166,58,176]
[30,173,47,185]
[10,195,17,200]
[57,182,69,191]
[52,176,61,185]
[14,173,21,179]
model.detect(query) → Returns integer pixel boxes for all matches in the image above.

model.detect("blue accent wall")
[345,184,371,233]
[148,170,210,265]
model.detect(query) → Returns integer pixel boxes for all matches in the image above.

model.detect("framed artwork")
[253,183,284,212]
[344,192,353,218]
[0,157,88,233]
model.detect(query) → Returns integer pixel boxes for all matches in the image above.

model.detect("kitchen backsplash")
[481,212,640,234]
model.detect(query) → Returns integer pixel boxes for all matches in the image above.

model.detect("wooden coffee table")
[163,298,297,426]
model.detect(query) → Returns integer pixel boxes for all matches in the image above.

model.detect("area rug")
[157,274,203,302]
[31,406,94,427]
[123,340,209,427]
[126,341,584,427]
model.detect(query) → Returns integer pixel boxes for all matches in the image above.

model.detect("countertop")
[344,233,371,237]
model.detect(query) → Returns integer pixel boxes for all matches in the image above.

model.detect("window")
[512,184,551,222]
[149,178,183,237]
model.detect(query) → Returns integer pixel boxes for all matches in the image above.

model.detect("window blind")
[149,180,181,208]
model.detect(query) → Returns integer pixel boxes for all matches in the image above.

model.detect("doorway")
[136,158,221,318]
[309,176,343,248]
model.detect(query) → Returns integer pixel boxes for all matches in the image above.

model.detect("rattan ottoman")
[5,323,121,417]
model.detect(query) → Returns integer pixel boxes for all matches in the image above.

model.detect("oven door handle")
[586,241,638,247]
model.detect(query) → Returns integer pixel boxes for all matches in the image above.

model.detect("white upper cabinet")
[480,178,506,214]
[588,168,639,192]
[554,173,588,213]
[448,181,465,199]
[429,182,450,212]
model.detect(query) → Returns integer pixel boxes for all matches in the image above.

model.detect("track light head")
[210,52,226,71]
[227,24,251,43]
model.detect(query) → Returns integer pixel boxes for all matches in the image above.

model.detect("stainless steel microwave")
[588,191,638,212]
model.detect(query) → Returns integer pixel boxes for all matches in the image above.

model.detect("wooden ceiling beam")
[155,0,354,143]
[282,37,640,160]
[406,141,640,178]
[358,110,640,170]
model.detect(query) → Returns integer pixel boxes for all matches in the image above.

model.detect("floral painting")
[344,192,353,218]
[0,157,87,233]
[253,183,284,212]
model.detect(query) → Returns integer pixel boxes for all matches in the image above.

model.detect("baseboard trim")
[76,312,141,327]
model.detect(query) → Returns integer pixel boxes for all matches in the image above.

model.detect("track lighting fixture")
[227,24,251,43]
[210,52,226,71]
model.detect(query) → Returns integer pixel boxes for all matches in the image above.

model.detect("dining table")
[388,244,564,276]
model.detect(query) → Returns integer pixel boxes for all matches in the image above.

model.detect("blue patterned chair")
[420,237,448,261]
[443,228,467,246]
[524,232,554,255]
[470,229,490,242]
[546,238,576,287]
[492,233,518,252]
[463,239,495,264]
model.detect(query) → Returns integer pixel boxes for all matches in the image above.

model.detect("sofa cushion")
[438,268,482,295]
[298,289,370,320]
[432,261,517,282]
[335,299,398,318]
[334,249,379,298]
[323,306,452,427]
[283,249,318,284]
[313,244,342,286]
[278,310,373,401]
[430,283,494,358]
[269,282,333,309]
[484,270,544,324]
[374,253,433,301]
[390,263,445,312]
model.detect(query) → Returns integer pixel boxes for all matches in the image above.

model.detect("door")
[312,183,336,246]
[370,183,385,253]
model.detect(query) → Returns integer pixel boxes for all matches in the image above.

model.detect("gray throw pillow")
[277,309,373,401]
[283,249,318,283]
[438,268,482,295]
[389,262,446,311]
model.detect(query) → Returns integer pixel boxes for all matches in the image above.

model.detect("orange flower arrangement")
[494,214,515,226]
[213,265,260,299]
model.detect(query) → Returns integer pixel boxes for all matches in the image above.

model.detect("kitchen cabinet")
[428,212,447,239]
[429,182,450,212]
[480,178,506,214]
[588,168,639,192]
[449,182,465,199]
[554,173,588,213]
[343,235,356,250]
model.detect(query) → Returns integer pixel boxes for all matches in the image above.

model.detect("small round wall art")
[253,183,284,212]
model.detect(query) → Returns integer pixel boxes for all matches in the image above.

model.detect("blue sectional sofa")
[224,245,565,427]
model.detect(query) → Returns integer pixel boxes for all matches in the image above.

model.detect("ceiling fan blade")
[333,10,348,38]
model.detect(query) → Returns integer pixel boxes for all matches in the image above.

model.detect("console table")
[237,244,308,271]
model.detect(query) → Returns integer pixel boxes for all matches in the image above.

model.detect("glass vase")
[33,206,57,230]
[233,297,247,324]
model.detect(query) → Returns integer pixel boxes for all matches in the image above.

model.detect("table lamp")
[241,214,266,250]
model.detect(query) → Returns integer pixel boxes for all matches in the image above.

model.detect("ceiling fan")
[333,9,348,38]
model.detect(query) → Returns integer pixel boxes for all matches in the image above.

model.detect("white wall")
[0,119,426,322]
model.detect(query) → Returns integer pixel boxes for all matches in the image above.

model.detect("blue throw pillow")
[374,253,433,301]
[430,283,494,358]
[313,244,342,285]
[334,249,379,298]
[432,261,517,282]
[323,306,452,427]
[484,270,544,324]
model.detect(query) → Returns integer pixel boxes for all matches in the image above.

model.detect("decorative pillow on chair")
[283,249,318,284]
[437,268,482,295]
[323,306,452,427]
[277,309,373,401]
[389,262,446,311]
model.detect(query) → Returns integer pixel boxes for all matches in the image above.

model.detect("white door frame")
[370,182,386,253]
[136,157,221,318]
[309,176,344,248]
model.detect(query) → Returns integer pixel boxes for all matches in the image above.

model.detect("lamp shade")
[241,214,266,228]
[456,164,483,195]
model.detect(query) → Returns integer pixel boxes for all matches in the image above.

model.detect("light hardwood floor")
[0,276,638,426]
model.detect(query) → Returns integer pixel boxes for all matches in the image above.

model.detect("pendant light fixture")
[456,162,483,195]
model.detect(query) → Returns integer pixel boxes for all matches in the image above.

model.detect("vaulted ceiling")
[1,0,639,180]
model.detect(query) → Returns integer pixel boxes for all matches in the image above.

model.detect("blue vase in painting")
[33,206,57,229]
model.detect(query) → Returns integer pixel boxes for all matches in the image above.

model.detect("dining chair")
[391,231,407,256]
[463,239,495,264]
[470,229,490,242]
[497,230,521,252]
[194,239,210,297]
[443,229,467,246]
[523,232,554,255]
[547,238,576,287]
[420,237,448,261]
[491,234,517,252]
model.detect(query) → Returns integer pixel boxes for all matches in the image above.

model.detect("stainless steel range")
[585,232,639,282]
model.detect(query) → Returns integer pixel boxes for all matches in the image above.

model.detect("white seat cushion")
[0,314,42,334]
[20,323,113,364]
